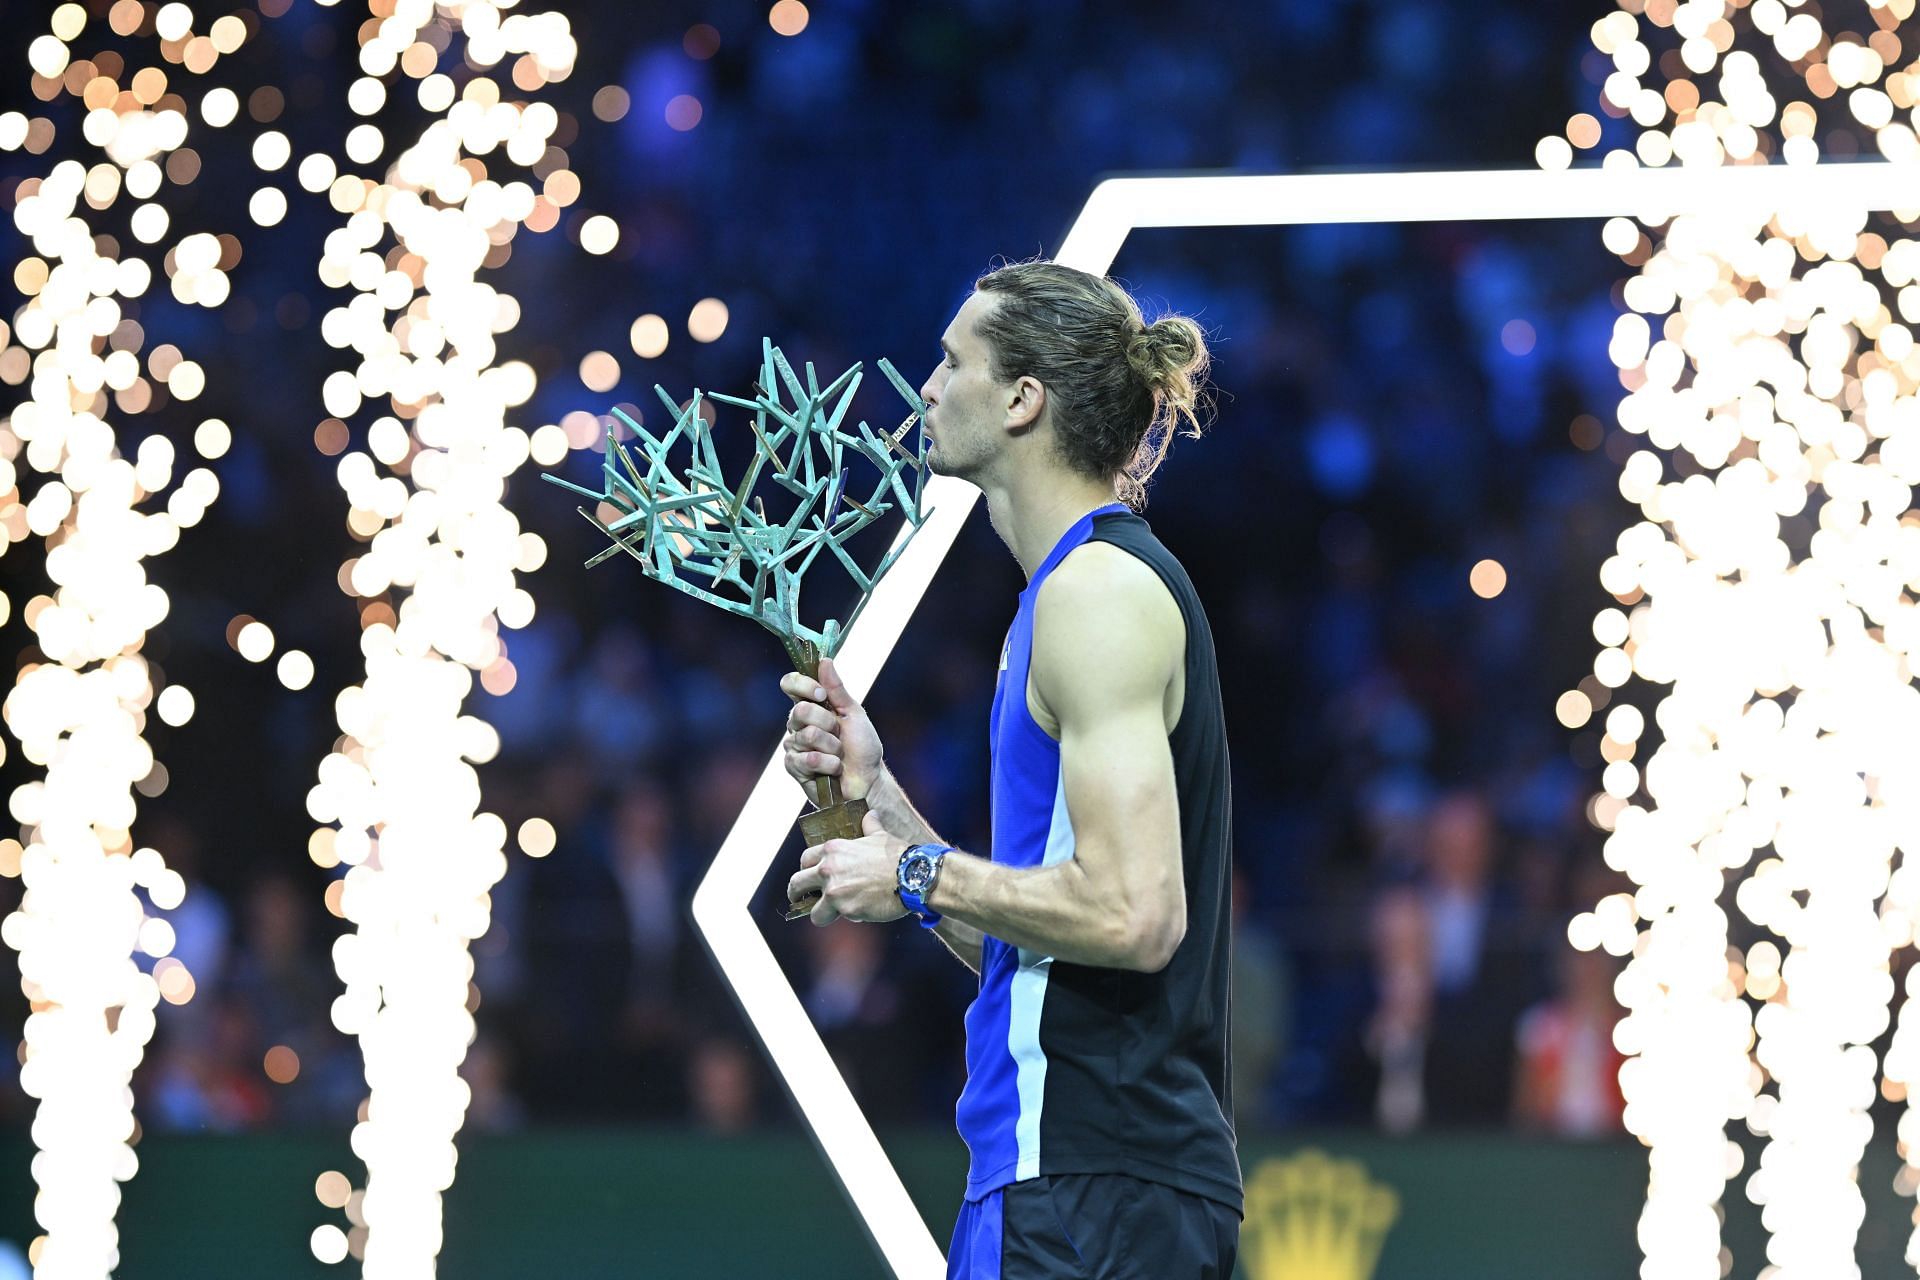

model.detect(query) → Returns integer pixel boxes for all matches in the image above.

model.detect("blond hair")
[973,259,1211,508]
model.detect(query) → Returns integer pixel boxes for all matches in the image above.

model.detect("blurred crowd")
[0,0,1660,1142]
[81,733,1632,1141]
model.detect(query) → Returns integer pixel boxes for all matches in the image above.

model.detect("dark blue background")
[0,0,1651,1137]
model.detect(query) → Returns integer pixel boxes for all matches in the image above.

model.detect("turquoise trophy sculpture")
[543,339,931,887]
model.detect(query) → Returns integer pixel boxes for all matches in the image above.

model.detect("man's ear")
[1004,375,1046,435]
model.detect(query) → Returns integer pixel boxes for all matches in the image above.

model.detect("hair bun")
[1126,315,1207,396]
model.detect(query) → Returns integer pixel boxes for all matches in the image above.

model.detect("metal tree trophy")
[543,338,931,893]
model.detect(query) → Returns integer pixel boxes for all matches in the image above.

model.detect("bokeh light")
[629,313,669,358]
[155,686,194,727]
[236,620,275,663]
[276,650,315,692]
[264,1045,301,1085]
[193,419,231,460]
[310,1225,349,1266]
[665,94,703,131]
[1468,558,1508,599]
[770,1,811,38]
[683,23,722,60]
[201,87,238,127]
[580,350,620,392]
[1556,689,1594,730]
[315,1171,352,1209]
[579,214,618,255]
[516,817,557,858]
[591,85,629,123]
[688,297,729,343]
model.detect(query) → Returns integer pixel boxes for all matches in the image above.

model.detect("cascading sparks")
[1,3,255,1276]
[1546,3,1920,1277]
[300,1,573,1272]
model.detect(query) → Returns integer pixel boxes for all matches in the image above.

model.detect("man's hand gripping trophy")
[778,656,888,920]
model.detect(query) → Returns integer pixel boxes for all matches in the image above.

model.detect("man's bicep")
[1057,699,1181,879]
[1039,566,1184,887]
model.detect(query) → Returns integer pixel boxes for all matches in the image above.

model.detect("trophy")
[543,338,932,908]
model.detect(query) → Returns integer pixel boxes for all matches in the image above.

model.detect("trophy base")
[797,795,868,846]
[787,796,869,920]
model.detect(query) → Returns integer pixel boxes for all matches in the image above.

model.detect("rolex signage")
[1239,1150,1400,1280]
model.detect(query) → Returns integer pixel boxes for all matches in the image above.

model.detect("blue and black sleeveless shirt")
[955,502,1241,1212]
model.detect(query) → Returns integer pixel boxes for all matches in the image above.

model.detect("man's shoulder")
[1041,538,1172,614]
[1030,542,1184,697]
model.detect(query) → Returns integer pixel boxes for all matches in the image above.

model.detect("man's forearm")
[927,851,1172,972]
[864,770,1158,971]
[863,766,942,846]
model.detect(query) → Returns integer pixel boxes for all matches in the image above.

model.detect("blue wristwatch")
[896,843,951,928]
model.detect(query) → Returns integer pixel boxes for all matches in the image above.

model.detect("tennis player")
[782,260,1239,1279]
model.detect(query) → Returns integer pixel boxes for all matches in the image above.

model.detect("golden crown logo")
[1240,1150,1400,1280]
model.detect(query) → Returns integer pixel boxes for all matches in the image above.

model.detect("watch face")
[901,852,935,895]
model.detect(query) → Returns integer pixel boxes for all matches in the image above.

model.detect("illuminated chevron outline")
[687,160,1920,1279]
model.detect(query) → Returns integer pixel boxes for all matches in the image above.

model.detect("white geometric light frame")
[688,159,1920,1279]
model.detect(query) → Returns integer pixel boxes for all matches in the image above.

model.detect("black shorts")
[948,1172,1240,1279]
